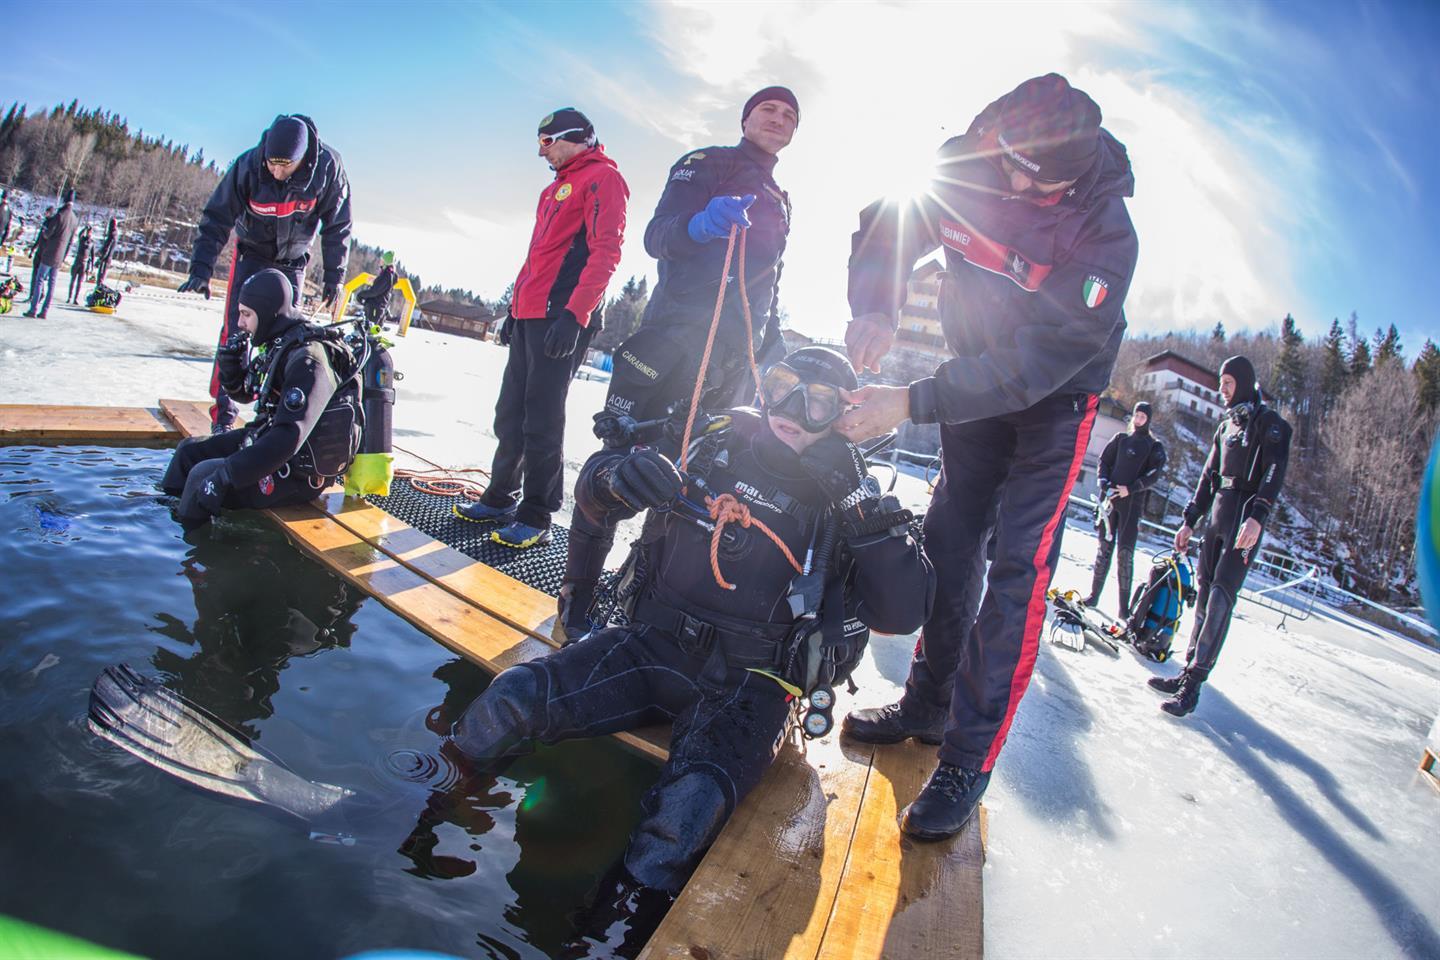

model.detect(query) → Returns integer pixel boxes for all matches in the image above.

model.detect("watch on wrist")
[838,475,882,511]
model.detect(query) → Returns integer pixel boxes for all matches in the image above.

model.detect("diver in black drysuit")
[449,346,933,957]
[161,269,361,526]
[1149,356,1291,716]
[354,261,397,326]
[93,217,118,285]
[66,225,93,303]
[1084,400,1166,616]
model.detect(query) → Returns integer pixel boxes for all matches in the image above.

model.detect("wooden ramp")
[8,400,986,959]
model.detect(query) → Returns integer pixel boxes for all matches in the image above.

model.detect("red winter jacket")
[511,145,629,326]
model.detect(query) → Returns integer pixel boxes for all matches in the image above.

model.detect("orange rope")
[705,493,802,590]
[679,225,740,473]
[391,446,491,500]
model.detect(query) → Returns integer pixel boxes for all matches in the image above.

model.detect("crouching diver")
[1152,355,1291,716]
[162,268,362,526]
[448,346,934,956]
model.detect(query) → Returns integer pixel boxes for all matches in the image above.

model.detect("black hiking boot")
[901,762,991,841]
[1147,673,1183,695]
[1160,670,1206,717]
[842,697,946,745]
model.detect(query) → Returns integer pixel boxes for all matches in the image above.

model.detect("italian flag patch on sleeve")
[1083,275,1109,309]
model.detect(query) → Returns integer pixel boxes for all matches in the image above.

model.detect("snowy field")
[3,282,1438,959]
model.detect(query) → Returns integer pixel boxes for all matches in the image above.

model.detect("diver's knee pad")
[450,664,546,762]
[624,769,730,893]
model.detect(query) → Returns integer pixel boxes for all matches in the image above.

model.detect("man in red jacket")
[457,108,629,548]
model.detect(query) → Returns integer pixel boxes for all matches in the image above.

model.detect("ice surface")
[3,284,1437,959]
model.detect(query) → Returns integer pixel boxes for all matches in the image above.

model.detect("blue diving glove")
[686,194,756,244]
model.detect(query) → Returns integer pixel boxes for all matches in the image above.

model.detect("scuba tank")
[342,329,398,497]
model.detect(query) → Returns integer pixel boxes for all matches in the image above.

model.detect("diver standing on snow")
[66,224,93,304]
[354,251,398,326]
[1151,356,1291,716]
[162,269,361,526]
[177,115,353,433]
[1083,401,1166,615]
[92,217,118,286]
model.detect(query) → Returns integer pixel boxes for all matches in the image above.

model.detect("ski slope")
[3,283,1438,959]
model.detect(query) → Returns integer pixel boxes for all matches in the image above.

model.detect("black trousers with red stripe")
[208,253,304,428]
[905,392,1097,772]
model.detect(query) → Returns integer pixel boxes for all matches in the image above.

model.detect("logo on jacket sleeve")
[682,151,706,165]
[555,183,573,201]
[1083,275,1109,309]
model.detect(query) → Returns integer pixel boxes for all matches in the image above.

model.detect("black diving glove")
[177,274,211,299]
[799,434,871,506]
[497,311,516,347]
[608,447,684,512]
[543,309,584,360]
[216,332,251,396]
[177,459,232,524]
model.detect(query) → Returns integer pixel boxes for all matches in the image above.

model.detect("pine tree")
[1375,324,1403,366]
[1416,341,1440,415]
[1348,313,1372,377]
[1211,321,1226,343]
[1318,318,1348,411]
[1271,314,1307,413]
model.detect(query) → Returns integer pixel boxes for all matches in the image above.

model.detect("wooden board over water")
[19,399,986,959]
[0,403,177,442]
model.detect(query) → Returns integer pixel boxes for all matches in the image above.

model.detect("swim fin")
[88,664,351,821]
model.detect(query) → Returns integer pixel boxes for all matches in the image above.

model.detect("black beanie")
[1219,355,1259,406]
[781,346,857,392]
[538,107,594,144]
[996,73,1101,183]
[265,116,309,163]
[239,268,299,341]
[742,86,800,125]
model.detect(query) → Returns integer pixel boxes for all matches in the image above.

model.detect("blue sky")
[6,0,1438,349]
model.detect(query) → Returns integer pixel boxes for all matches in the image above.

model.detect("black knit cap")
[1218,355,1259,406]
[781,345,857,392]
[996,73,1101,183]
[265,116,309,163]
[538,107,594,143]
[742,85,800,125]
[239,268,300,341]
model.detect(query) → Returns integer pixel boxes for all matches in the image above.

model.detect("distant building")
[1135,350,1227,425]
[893,259,949,363]
[415,299,497,340]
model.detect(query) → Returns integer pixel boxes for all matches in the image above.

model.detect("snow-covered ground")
[3,285,1439,959]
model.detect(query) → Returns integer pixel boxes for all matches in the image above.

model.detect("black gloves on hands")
[215,332,251,397]
[543,309,584,360]
[799,434,870,506]
[177,458,232,524]
[321,282,339,308]
[177,275,211,299]
[608,447,684,512]
[497,312,515,347]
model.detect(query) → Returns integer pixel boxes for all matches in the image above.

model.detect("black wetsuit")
[1087,427,1166,612]
[67,229,92,303]
[1180,405,1291,675]
[93,224,117,285]
[562,138,792,636]
[354,264,396,324]
[162,318,361,521]
[452,413,932,904]
[848,87,1139,773]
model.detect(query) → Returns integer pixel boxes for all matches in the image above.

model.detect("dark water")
[0,446,657,960]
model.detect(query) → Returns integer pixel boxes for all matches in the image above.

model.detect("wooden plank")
[0,403,177,441]
[817,740,985,960]
[158,398,214,439]
[314,490,562,644]
[269,502,668,762]
[639,734,877,960]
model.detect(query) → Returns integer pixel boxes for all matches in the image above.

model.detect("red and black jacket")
[190,114,353,286]
[849,90,1138,426]
[511,145,629,326]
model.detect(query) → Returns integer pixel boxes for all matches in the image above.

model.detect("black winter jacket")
[850,91,1138,425]
[191,115,352,285]
[641,138,791,354]
[34,203,79,267]
[1183,406,1292,528]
